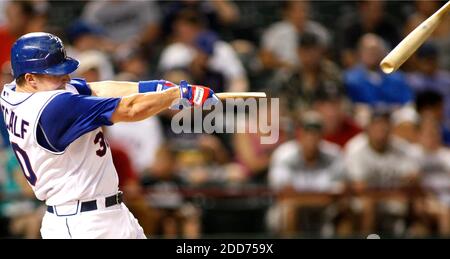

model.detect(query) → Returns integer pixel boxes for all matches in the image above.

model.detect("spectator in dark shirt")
[407,42,450,128]
[415,90,450,146]
[161,0,239,38]
[277,32,342,116]
[141,145,201,238]
[336,0,400,68]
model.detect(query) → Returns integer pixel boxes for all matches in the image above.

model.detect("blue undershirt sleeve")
[37,92,120,152]
[69,78,92,96]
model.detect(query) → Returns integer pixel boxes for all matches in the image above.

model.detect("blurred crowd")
[1,0,450,239]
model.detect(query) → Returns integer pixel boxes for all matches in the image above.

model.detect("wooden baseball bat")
[380,1,450,74]
[216,92,266,100]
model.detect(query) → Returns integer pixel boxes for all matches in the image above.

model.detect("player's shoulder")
[1,81,18,94]
[0,82,13,99]
[43,91,82,106]
[32,91,74,111]
[1,81,43,106]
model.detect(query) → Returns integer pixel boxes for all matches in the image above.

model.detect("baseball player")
[0,32,217,239]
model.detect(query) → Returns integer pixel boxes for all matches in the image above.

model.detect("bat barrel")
[380,1,450,74]
[380,62,395,74]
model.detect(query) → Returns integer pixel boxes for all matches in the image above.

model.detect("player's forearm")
[89,81,139,98]
[111,87,180,123]
[89,80,175,98]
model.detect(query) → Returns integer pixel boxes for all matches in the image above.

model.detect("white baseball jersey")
[0,79,120,206]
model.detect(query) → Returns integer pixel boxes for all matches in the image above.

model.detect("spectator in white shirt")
[409,116,450,236]
[269,111,344,193]
[345,109,419,191]
[259,0,330,72]
[268,111,344,236]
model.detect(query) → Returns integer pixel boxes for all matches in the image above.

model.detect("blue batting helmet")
[11,32,79,78]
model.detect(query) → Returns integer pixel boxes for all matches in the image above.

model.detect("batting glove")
[179,80,219,107]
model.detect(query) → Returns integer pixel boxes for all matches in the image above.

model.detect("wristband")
[138,80,166,93]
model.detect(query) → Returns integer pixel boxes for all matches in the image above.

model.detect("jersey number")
[11,142,37,186]
[94,131,108,157]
